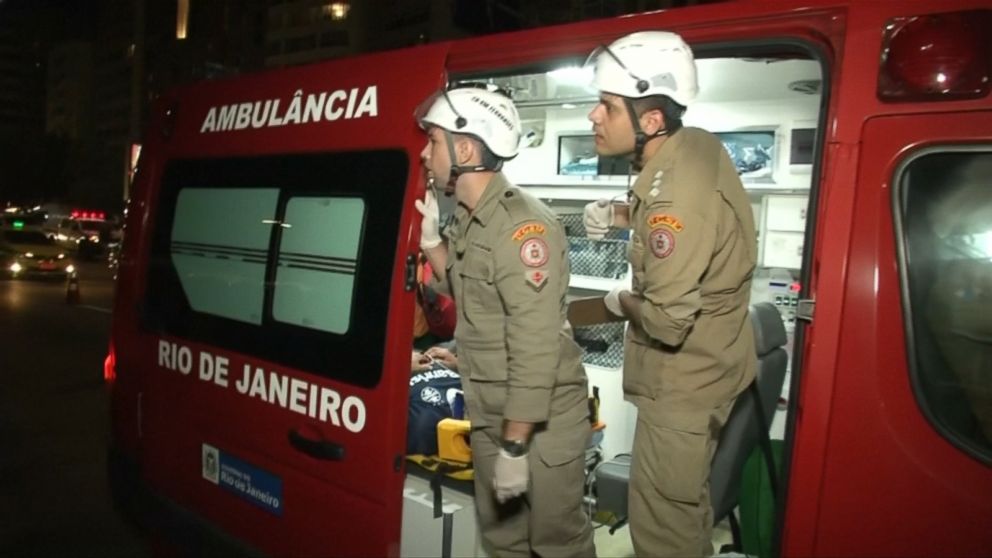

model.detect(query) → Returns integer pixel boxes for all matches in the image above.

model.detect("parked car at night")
[0,228,75,279]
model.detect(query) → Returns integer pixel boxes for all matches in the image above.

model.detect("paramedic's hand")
[603,273,631,317]
[583,199,614,240]
[415,190,442,249]
[604,284,628,318]
[494,449,529,503]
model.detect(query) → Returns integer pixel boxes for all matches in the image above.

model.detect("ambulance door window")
[899,149,992,462]
[273,196,365,334]
[144,150,407,388]
[171,187,279,325]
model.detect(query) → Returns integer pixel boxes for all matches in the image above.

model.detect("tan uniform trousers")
[628,400,734,558]
[470,422,596,558]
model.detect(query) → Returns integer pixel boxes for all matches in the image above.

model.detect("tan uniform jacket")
[435,173,589,439]
[625,127,758,411]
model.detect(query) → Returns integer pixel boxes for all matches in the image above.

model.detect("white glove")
[604,274,631,317]
[583,199,614,240]
[493,449,529,503]
[414,189,442,249]
[604,284,627,317]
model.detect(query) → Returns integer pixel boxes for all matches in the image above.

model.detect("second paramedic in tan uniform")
[583,32,757,556]
[415,86,596,557]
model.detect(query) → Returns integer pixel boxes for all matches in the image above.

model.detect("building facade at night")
[5,0,711,208]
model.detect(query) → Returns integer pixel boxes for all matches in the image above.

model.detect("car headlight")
[25,252,34,258]
[89,235,100,242]
[58,253,65,259]
[65,264,75,274]
[10,262,22,273]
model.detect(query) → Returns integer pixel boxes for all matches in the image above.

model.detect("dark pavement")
[0,261,151,557]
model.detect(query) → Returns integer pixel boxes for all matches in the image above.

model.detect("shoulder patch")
[519,237,549,267]
[647,213,684,232]
[649,228,675,258]
[525,269,549,290]
[512,222,546,242]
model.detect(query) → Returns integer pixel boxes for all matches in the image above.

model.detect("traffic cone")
[66,272,81,305]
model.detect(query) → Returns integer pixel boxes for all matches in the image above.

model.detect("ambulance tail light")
[878,10,990,102]
[104,342,117,383]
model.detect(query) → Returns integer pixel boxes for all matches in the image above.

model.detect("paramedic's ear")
[453,135,477,166]
[639,108,665,137]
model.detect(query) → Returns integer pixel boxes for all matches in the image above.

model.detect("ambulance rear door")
[784,110,992,556]
[132,44,448,556]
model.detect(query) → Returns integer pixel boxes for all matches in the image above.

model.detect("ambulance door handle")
[288,429,345,461]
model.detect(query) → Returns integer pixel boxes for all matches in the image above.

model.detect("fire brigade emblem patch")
[519,238,549,267]
[525,269,549,290]
[649,228,675,258]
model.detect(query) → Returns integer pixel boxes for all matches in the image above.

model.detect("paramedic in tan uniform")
[583,32,757,557]
[414,86,596,558]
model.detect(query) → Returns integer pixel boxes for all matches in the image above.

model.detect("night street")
[0,262,149,557]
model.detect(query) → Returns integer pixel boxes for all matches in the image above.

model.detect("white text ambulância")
[199,86,378,133]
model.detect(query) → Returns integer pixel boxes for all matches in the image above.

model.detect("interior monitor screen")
[715,130,776,179]
[558,135,630,176]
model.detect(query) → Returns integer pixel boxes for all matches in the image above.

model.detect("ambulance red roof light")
[878,10,990,102]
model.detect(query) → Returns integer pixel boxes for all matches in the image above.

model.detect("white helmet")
[588,31,698,106]
[416,87,521,160]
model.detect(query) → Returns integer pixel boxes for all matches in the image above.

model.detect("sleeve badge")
[647,213,684,232]
[512,223,547,242]
[525,269,549,289]
[649,228,675,258]
[519,237,549,267]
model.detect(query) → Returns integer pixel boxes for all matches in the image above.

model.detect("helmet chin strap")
[442,129,502,194]
[623,98,670,171]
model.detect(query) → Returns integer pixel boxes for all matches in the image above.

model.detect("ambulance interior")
[448,55,822,460]
[405,55,823,556]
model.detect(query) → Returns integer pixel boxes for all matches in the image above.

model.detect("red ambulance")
[106,0,992,555]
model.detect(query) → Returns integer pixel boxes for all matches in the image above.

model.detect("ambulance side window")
[144,150,407,388]
[171,188,279,325]
[273,196,365,334]
[899,149,992,463]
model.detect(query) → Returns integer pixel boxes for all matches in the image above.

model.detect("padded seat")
[710,302,788,524]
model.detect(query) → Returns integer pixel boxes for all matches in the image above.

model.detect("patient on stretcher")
[408,348,462,456]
